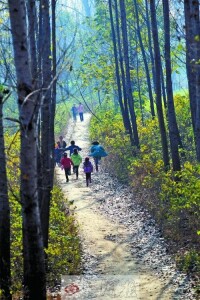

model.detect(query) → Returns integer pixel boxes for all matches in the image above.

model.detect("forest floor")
[55,113,196,300]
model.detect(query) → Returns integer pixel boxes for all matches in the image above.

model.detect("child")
[54,142,62,167]
[60,152,73,182]
[65,140,82,156]
[83,157,93,187]
[89,141,108,171]
[71,148,82,179]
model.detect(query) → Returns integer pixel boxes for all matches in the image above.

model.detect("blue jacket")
[89,145,108,158]
[54,148,62,163]
[65,145,82,156]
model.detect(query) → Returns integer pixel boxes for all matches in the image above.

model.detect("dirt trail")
[56,113,186,300]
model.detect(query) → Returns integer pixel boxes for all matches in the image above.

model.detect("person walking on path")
[71,104,77,121]
[65,140,82,156]
[89,141,108,172]
[59,135,67,148]
[78,103,84,121]
[54,142,63,167]
[71,148,82,179]
[60,152,73,182]
[83,157,93,186]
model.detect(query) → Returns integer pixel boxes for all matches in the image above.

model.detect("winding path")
[56,113,194,300]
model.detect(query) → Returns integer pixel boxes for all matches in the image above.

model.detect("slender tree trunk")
[108,0,129,132]
[184,0,200,161]
[26,0,38,81]
[149,0,170,168]
[97,89,101,105]
[114,0,133,137]
[0,94,11,300]
[136,52,144,125]
[133,0,155,117]
[119,0,139,149]
[8,1,46,298]
[160,65,167,108]
[162,0,181,171]
[145,0,156,92]
[184,0,197,133]
[82,0,91,17]
[49,0,57,196]
[40,0,52,249]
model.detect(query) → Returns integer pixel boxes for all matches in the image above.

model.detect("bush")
[5,133,81,296]
[89,100,200,279]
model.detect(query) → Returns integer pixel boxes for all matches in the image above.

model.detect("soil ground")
[56,113,194,300]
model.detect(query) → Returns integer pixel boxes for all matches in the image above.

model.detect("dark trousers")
[73,165,79,178]
[94,157,101,171]
[73,113,77,121]
[64,167,71,181]
[85,172,91,186]
[79,112,84,121]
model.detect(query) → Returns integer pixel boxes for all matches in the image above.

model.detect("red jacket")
[61,157,73,168]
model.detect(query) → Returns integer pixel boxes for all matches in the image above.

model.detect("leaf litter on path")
[55,113,196,300]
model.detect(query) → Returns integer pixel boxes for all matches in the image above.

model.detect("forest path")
[55,113,190,300]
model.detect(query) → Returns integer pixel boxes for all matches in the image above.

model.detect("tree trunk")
[8,1,46,298]
[145,0,156,93]
[149,0,170,169]
[184,0,197,134]
[119,0,139,149]
[184,0,200,161]
[136,49,144,125]
[0,94,11,299]
[160,64,167,108]
[133,0,155,117]
[40,0,53,249]
[162,0,181,171]
[51,0,57,179]
[82,0,91,17]
[26,0,38,81]
[114,0,133,137]
[108,0,129,132]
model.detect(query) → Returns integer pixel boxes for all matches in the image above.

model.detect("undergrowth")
[10,184,81,297]
[6,133,81,297]
[54,102,71,136]
[89,98,200,280]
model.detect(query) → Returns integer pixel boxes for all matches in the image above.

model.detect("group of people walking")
[71,103,84,122]
[55,137,108,187]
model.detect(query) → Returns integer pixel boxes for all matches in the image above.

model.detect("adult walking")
[71,104,77,121]
[89,141,108,171]
[59,135,67,148]
[78,103,84,121]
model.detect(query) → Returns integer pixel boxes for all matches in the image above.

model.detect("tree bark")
[145,0,156,93]
[184,0,198,133]
[119,0,140,149]
[184,0,200,161]
[0,94,11,299]
[108,0,130,132]
[82,0,91,17]
[40,0,53,249]
[149,0,170,169]
[8,1,46,298]
[162,0,181,171]
[113,0,133,138]
[133,0,155,117]
[26,0,38,81]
